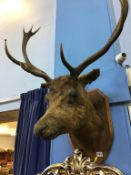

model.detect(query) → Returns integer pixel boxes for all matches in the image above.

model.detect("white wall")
[0,0,56,111]
[112,0,131,66]
[0,135,15,150]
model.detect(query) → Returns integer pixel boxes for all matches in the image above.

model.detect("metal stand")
[38,149,125,175]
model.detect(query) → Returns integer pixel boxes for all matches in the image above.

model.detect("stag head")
[5,0,128,163]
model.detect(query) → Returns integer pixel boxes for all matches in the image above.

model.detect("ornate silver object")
[38,149,125,175]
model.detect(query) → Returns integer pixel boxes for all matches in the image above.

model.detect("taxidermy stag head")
[5,0,128,163]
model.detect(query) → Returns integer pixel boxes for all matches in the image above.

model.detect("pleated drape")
[14,88,50,175]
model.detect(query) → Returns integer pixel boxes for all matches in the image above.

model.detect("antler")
[61,0,129,77]
[5,26,52,83]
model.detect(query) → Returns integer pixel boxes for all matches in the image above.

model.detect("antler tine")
[74,0,129,76]
[60,43,76,75]
[5,39,22,66]
[4,27,52,83]
[61,0,128,77]
[22,26,40,65]
[22,26,52,82]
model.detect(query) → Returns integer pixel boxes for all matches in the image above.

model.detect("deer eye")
[49,87,58,94]
[49,87,54,92]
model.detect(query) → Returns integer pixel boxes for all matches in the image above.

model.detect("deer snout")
[34,115,65,140]
[34,121,48,138]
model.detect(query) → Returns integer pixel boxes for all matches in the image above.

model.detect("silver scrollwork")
[38,149,125,175]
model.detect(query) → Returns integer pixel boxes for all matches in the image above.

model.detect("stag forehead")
[49,75,80,88]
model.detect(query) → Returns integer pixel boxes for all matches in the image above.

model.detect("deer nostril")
[34,124,48,137]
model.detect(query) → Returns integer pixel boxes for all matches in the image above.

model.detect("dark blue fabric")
[14,88,50,175]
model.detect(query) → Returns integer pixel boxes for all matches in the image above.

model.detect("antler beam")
[5,27,52,83]
[61,0,128,77]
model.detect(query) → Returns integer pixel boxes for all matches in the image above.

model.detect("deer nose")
[34,123,48,137]
[34,115,64,139]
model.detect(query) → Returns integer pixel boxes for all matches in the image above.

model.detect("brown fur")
[4,0,128,164]
[34,76,113,163]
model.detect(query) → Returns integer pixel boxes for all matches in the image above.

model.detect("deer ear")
[79,69,100,86]
[41,83,49,88]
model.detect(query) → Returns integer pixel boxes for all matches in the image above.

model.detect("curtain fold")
[14,88,50,175]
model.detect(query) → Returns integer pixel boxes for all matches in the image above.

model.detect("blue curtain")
[14,88,50,175]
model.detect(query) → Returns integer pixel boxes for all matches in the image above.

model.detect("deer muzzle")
[34,114,66,140]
